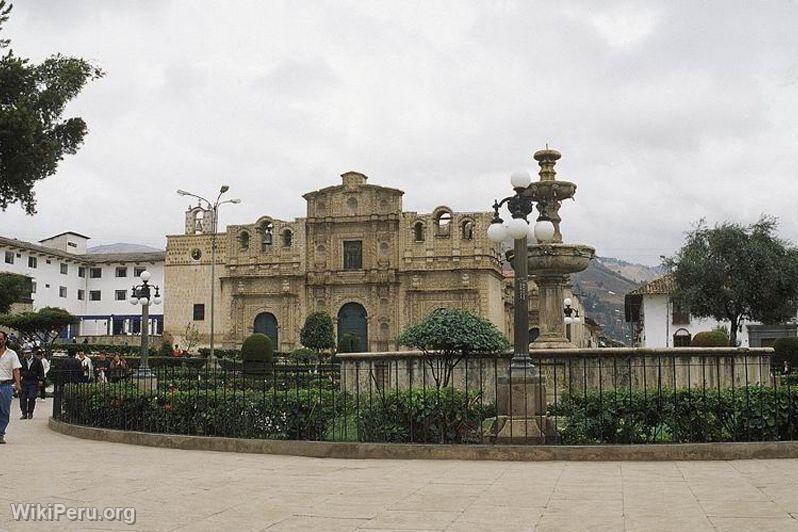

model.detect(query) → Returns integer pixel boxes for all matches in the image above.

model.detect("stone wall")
[338,348,775,404]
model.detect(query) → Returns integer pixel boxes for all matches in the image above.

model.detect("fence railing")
[51,348,796,446]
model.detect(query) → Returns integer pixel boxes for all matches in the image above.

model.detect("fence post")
[51,370,62,420]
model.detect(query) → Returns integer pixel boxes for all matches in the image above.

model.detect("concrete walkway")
[1,406,798,531]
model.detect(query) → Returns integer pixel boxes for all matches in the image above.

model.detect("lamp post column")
[209,208,217,361]
[511,234,531,372]
[140,298,150,372]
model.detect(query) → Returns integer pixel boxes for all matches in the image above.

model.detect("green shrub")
[398,308,510,355]
[690,329,729,347]
[289,347,317,365]
[357,388,495,443]
[59,385,347,441]
[548,387,798,444]
[241,334,273,362]
[337,333,360,353]
[197,348,241,359]
[773,337,798,369]
[241,334,273,375]
[397,308,510,388]
[300,312,335,352]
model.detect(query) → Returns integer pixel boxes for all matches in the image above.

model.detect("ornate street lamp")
[129,270,162,376]
[563,297,581,342]
[563,298,581,325]
[487,171,556,372]
[176,186,241,361]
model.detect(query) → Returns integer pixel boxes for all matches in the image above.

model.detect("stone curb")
[49,418,798,461]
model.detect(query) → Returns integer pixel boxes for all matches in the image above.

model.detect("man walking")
[0,330,22,444]
[19,348,44,420]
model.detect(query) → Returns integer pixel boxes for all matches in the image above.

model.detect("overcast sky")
[2,1,797,265]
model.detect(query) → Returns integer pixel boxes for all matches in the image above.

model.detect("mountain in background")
[87,243,164,254]
[573,257,662,344]
[596,256,664,284]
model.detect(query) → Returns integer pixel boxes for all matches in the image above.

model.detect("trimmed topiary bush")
[300,312,335,353]
[241,333,273,375]
[398,308,510,388]
[773,337,798,370]
[691,329,729,347]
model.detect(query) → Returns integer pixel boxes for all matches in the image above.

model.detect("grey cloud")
[1,0,796,266]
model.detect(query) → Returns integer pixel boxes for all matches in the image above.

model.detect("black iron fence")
[51,348,797,445]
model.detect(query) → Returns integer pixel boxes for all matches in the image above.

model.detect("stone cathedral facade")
[164,171,510,352]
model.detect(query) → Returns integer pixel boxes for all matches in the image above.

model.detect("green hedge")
[690,329,729,347]
[548,387,798,444]
[197,348,241,359]
[60,385,347,440]
[357,388,495,444]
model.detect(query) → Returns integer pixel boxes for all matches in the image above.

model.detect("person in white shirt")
[77,351,93,382]
[0,330,23,444]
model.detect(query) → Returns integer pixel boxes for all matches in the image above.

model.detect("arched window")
[253,312,278,349]
[282,229,293,247]
[193,209,205,234]
[338,302,368,352]
[238,231,250,251]
[673,328,691,347]
[461,220,474,240]
[413,221,425,242]
[434,210,452,237]
[260,222,273,251]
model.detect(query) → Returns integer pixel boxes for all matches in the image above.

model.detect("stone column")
[531,273,572,349]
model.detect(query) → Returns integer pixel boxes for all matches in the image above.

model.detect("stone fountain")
[526,148,595,349]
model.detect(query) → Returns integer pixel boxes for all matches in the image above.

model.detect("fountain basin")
[526,243,595,276]
[524,180,577,202]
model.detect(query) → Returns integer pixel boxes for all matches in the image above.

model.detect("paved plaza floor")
[1,406,798,531]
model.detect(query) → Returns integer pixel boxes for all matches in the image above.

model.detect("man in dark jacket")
[19,348,44,420]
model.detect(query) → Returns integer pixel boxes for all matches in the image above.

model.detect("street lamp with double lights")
[176,186,240,361]
[487,170,556,373]
[129,270,161,377]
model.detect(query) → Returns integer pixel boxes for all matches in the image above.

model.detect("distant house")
[624,274,797,348]
[1,232,165,341]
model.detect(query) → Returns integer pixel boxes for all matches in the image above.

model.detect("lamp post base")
[487,416,560,445]
[489,369,559,444]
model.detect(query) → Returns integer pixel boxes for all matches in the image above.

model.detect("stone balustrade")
[337,347,775,403]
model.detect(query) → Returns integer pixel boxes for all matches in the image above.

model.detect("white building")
[624,274,797,348]
[1,232,165,340]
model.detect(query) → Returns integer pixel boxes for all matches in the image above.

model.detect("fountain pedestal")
[527,244,595,349]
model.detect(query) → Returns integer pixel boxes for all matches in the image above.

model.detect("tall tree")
[0,272,31,314]
[299,312,335,353]
[0,306,77,353]
[664,216,798,346]
[0,1,104,214]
